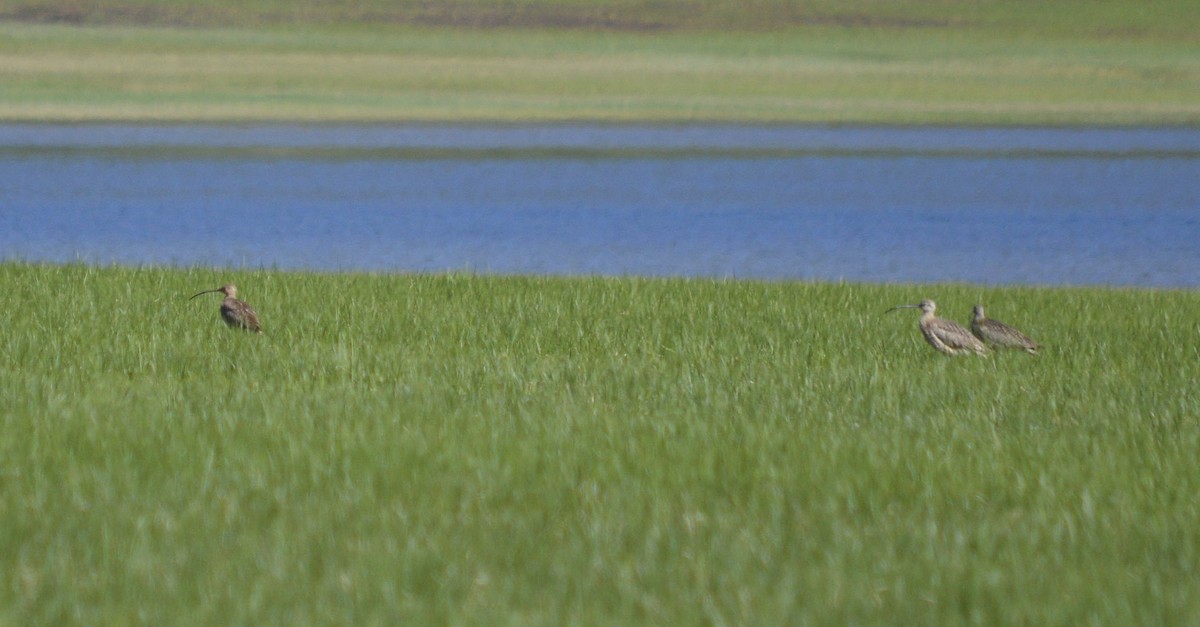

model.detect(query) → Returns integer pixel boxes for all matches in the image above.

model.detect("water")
[2,124,1197,287]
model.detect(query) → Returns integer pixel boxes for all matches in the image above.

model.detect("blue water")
[2,124,1198,286]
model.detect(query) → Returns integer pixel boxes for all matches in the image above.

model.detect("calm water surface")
[2,124,1197,287]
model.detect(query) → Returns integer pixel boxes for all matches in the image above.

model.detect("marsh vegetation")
[3,263,1199,623]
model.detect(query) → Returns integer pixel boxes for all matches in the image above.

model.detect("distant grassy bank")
[2,0,1198,36]
[1,0,1198,124]
[2,262,1199,623]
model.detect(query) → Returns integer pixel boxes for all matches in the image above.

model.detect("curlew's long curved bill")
[189,287,223,300]
[885,303,922,313]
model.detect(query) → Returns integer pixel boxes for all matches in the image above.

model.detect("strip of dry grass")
[2,0,1198,39]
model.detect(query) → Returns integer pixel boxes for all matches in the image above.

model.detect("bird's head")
[886,299,936,315]
[189,283,238,300]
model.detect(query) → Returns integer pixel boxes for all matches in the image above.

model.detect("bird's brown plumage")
[971,305,1038,354]
[888,299,988,356]
[190,283,262,333]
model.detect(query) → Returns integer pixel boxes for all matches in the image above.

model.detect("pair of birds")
[190,283,262,333]
[888,299,1039,356]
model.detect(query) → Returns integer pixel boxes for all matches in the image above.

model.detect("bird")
[189,283,262,333]
[887,299,988,356]
[970,304,1039,354]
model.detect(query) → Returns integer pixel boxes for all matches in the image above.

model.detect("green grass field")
[3,262,1199,623]
[1,0,1198,124]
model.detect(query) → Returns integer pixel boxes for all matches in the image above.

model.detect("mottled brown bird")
[189,283,262,333]
[887,299,988,356]
[971,304,1039,354]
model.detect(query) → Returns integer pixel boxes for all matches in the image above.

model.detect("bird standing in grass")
[887,299,988,356]
[970,304,1039,354]
[190,283,262,333]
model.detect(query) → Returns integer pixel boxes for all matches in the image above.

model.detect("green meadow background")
[3,263,1200,624]
[1,0,1198,123]
[3,1,1200,624]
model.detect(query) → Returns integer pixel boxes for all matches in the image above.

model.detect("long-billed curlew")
[189,283,262,333]
[971,304,1039,354]
[887,299,988,356]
